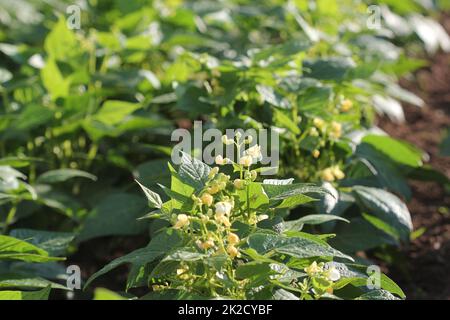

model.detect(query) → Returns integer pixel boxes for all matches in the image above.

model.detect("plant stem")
[3,204,17,234]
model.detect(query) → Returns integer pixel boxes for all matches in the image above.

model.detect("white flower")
[327,266,341,281]
[173,214,189,229]
[215,155,229,165]
[245,144,262,159]
[215,201,233,216]
[304,261,323,275]
[239,155,253,167]
[257,214,269,222]
[215,213,231,227]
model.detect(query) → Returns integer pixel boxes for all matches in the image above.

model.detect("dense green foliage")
[0,0,449,299]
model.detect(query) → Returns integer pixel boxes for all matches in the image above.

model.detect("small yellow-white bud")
[233,179,245,189]
[312,149,320,158]
[173,214,190,229]
[208,166,219,178]
[214,213,231,227]
[222,135,234,145]
[226,245,239,258]
[304,261,323,276]
[239,155,253,167]
[244,136,253,144]
[321,168,335,182]
[310,127,319,137]
[250,170,257,181]
[201,193,213,206]
[313,118,325,130]
[331,166,345,180]
[227,232,240,245]
[215,155,226,165]
[330,121,342,139]
[207,184,220,194]
[341,99,353,112]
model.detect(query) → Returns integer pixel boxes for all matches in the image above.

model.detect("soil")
[376,14,450,300]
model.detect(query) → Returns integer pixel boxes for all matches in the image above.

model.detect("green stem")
[3,204,17,234]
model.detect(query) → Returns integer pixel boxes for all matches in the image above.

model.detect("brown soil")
[376,15,450,299]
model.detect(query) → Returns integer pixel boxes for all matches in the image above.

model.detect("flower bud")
[233,179,245,189]
[227,233,240,245]
[313,118,325,130]
[304,261,323,276]
[321,168,335,182]
[227,245,239,258]
[208,166,219,178]
[173,214,190,229]
[239,155,253,167]
[331,166,345,180]
[207,184,220,194]
[310,127,319,137]
[312,149,320,158]
[341,99,353,112]
[215,155,226,165]
[201,193,213,206]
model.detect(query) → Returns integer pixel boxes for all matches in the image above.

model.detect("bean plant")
[0,0,448,299]
[86,142,405,300]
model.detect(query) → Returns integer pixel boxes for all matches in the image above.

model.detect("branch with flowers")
[85,136,406,300]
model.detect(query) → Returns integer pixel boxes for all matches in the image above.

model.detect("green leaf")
[133,159,171,187]
[331,218,398,252]
[237,182,269,209]
[303,57,355,80]
[256,85,291,109]
[94,100,141,125]
[247,232,353,261]
[356,289,400,300]
[0,286,51,300]
[84,229,182,288]
[353,186,412,240]
[0,274,67,290]
[297,86,332,117]
[283,214,349,231]
[36,169,97,184]
[14,104,54,130]
[361,135,423,168]
[235,261,272,280]
[177,152,211,191]
[40,59,70,99]
[0,235,62,263]
[135,180,162,209]
[355,142,412,199]
[440,130,450,156]
[9,229,74,256]
[93,288,126,300]
[273,109,300,134]
[44,17,79,60]
[262,183,330,200]
[262,183,329,208]
[77,193,148,242]
[272,288,299,300]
